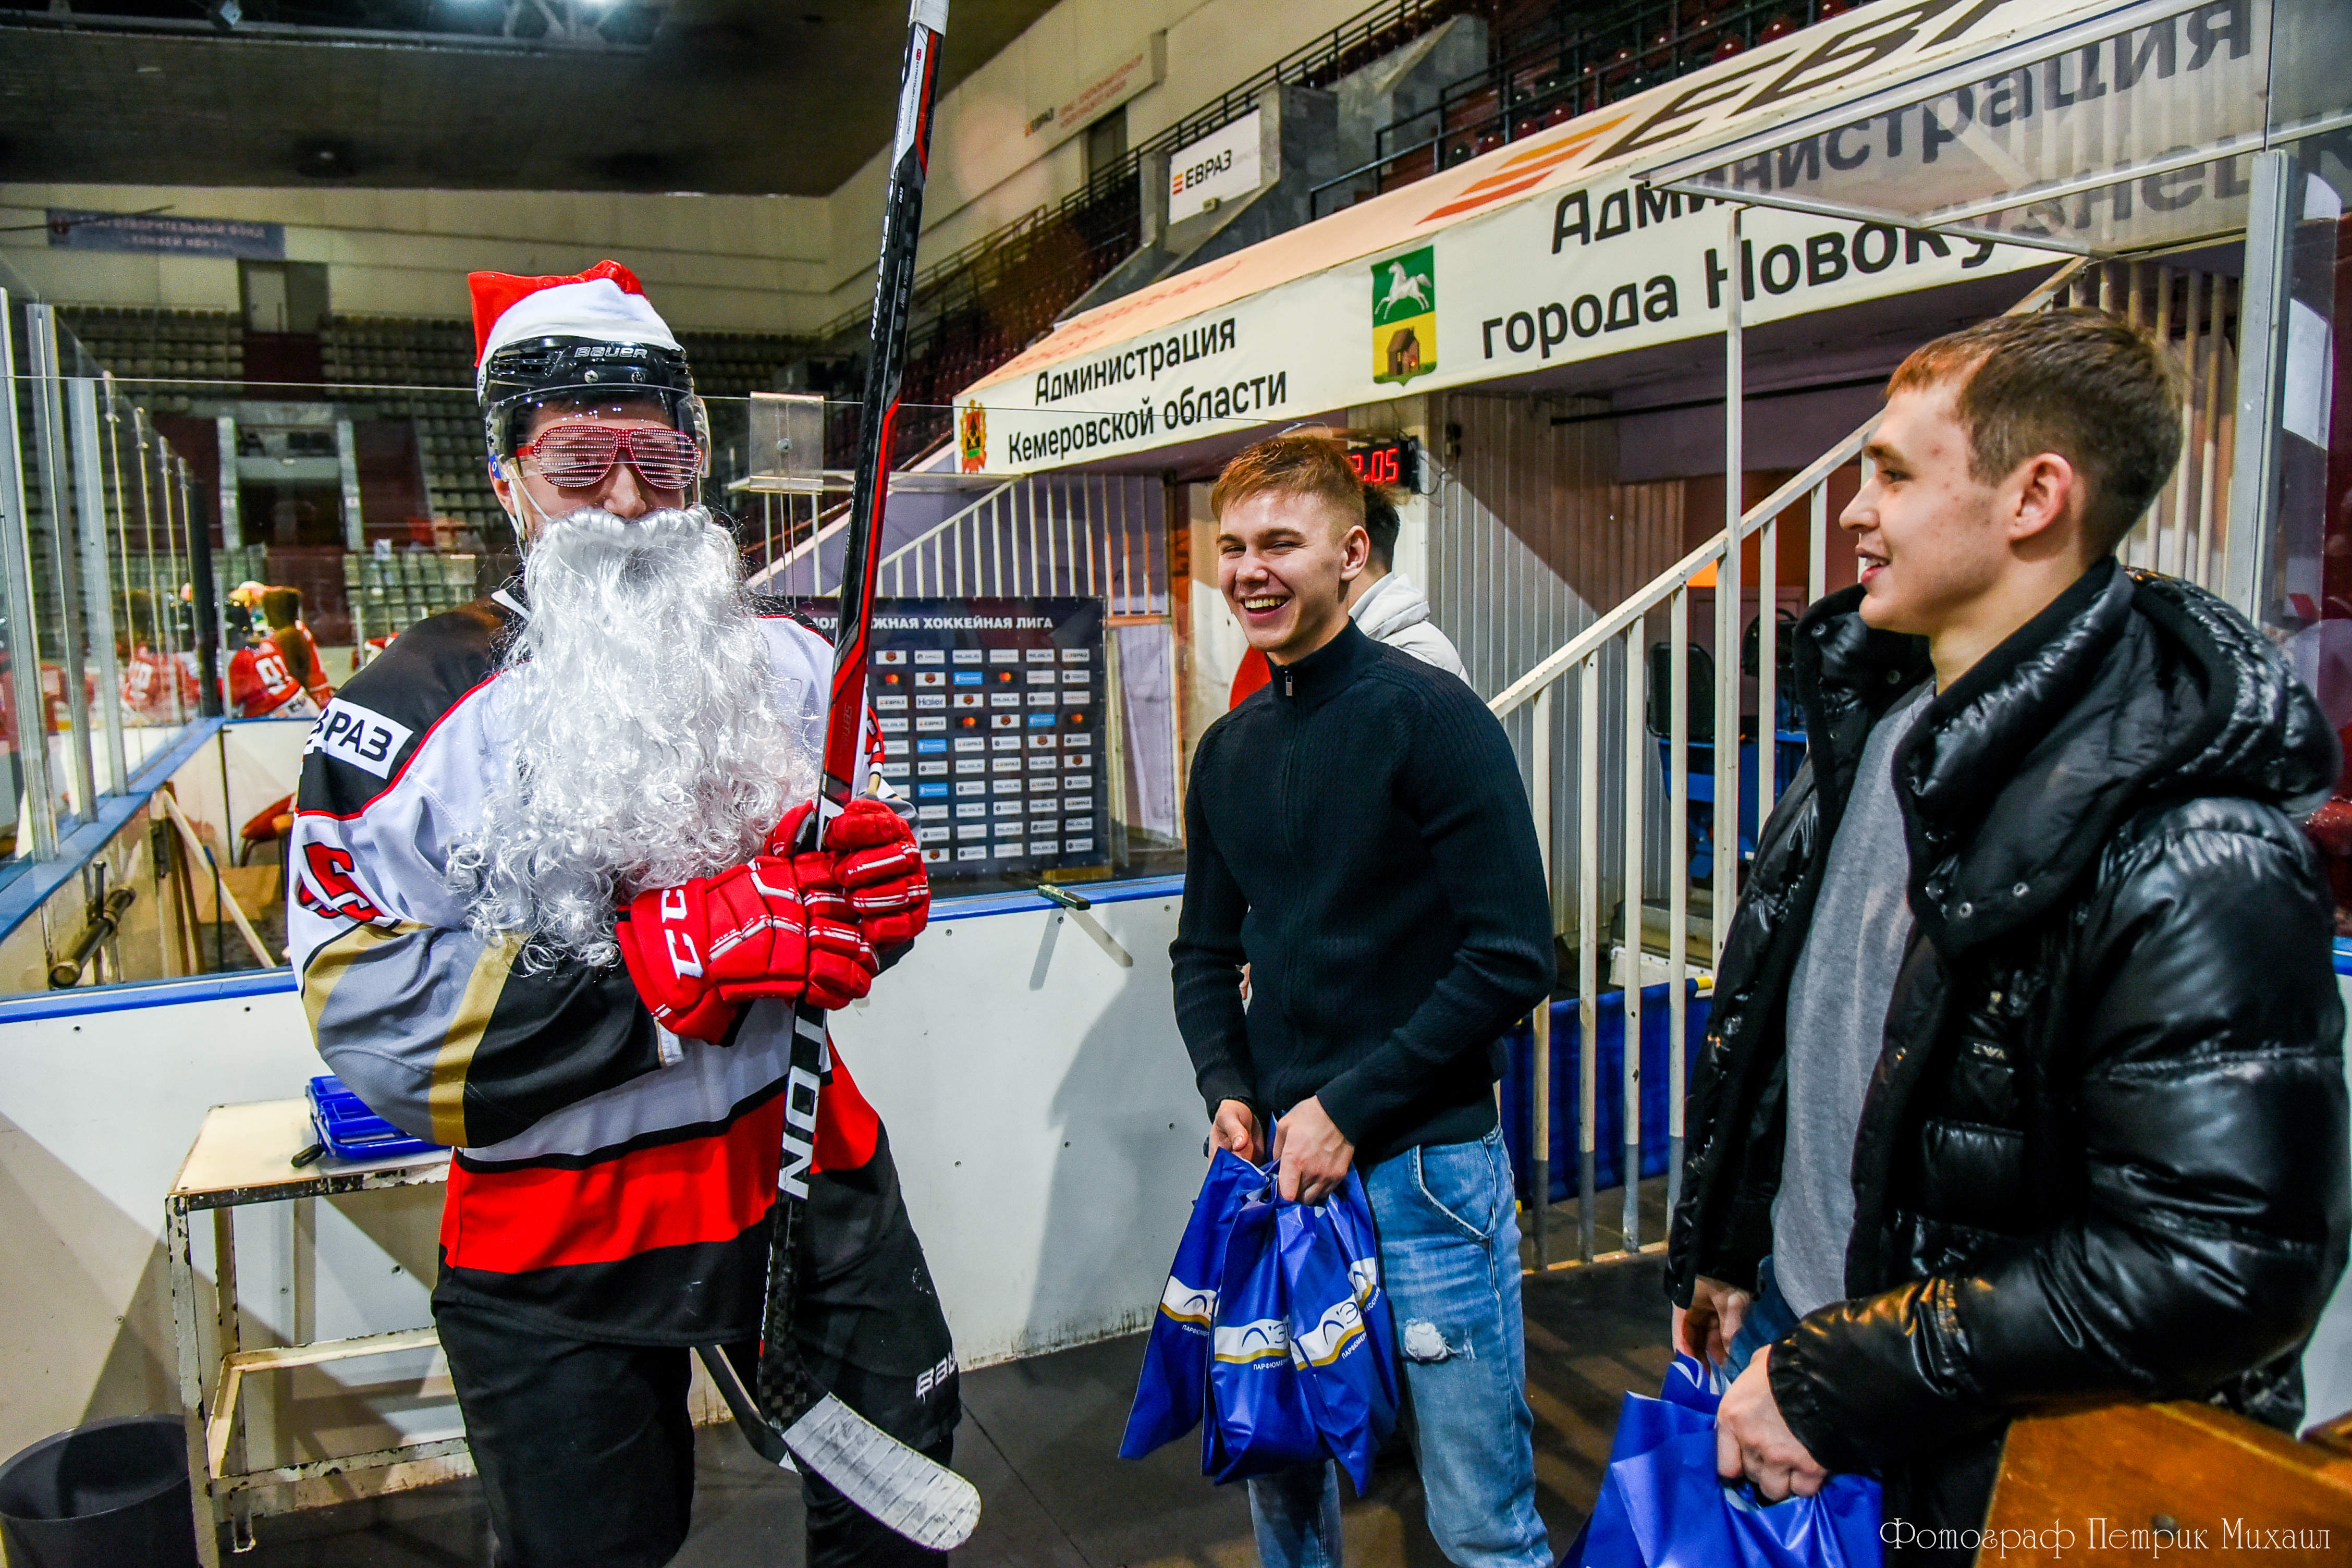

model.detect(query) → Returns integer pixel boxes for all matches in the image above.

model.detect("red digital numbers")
[1348,443,1402,486]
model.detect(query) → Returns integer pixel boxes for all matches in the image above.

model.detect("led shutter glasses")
[517,425,704,491]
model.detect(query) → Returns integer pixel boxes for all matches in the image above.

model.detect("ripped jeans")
[1247,1128,1550,1568]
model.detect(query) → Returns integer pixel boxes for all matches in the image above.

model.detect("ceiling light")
[295,138,358,179]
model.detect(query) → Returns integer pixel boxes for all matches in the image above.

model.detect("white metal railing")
[743,473,1169,617]
[1488,253,2127,1270]
[873,479,1017,596]
[2062,260,2239,594]
[742,492,851,595]
[875,472,1168,615]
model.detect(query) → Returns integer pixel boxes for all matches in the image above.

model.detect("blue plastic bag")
[1119,1148,1261,1461]
[1275,1169,1398,1491]
[1316,1166,1398,1405]
[1562,1355,1882,1568]
[1204,1186,1324,1481]
[1122,1149,1402,1489]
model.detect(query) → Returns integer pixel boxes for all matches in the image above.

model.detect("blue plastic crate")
[307,1074,442,1161]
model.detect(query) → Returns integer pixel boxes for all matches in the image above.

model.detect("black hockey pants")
[436,1304,959,1568]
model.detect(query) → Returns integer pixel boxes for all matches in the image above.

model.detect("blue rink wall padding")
[1499,982,1710,1205]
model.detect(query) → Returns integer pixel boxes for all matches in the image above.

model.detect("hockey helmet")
[469,260,708,471]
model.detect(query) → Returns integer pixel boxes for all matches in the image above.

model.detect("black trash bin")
[0,1415,201,1568]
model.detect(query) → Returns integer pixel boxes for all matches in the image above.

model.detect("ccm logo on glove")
[658,888,703,977]
[616,856,879,1043]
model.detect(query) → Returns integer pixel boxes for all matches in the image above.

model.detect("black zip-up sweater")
[1170,620,1555,1166]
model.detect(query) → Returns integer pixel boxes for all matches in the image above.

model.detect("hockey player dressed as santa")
[289,261,954,1568]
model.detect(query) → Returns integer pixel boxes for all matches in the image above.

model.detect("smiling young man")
[290,263,951,1568]
[1666,309,2350,1559]
[1170,432,1555,1568]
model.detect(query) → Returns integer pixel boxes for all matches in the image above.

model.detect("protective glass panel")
[5,296,108,849]
[81,326,1183,902]
[727,438,1181,895]
[0,265,1194,997]
[2264,138,2352,930]
[2267,0,2352,146]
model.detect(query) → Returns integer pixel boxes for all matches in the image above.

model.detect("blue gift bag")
[1275,1170,1398,1491]
[1204,1187,1325,1481]
[1123,1149,1403,1490]
[1119,1148,1262,1461]
[1316,1167,1399,1412]
[1563,1355,1882,1568]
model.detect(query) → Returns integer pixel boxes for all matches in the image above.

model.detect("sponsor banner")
[305,698,414,780]
[961,180,2045,472]
[955,0,2275,472]
[1026,35,1165,145]
[47,209,285,259]
[1659,0,2273,249]
[1169,110,1263,225]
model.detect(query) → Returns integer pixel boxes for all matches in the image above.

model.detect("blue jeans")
[1247,1129,1550,1568]
[1722,1253,1800,1384]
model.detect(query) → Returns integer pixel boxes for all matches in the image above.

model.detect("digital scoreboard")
[1345,434,1419,491]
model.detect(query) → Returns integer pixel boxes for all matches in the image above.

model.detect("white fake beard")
[447,505,814,969]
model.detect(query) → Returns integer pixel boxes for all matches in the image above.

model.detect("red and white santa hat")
[467,259,680,382]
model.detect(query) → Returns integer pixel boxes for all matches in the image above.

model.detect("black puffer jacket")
[1665,560,2351,1543]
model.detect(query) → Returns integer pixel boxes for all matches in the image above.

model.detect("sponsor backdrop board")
[776,597,1109,882]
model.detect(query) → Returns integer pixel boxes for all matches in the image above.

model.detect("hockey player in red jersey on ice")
[288,261,954,1568]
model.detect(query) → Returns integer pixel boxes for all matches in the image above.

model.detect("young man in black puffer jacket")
[1667,307,2350,1560]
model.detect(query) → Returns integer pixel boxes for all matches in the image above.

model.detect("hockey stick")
[700,0,979,1552]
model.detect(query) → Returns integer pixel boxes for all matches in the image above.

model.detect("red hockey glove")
[825,797,930,947]
[763,800,819,859]
[783,851,880,1009]
[616,860,809,1042]
[766,798,927,948]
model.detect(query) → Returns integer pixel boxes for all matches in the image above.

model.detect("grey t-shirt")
[1771,683,1932,1319]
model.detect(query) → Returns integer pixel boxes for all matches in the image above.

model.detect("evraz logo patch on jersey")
[305,699,416,779]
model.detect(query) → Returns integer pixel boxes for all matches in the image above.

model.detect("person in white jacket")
[1344,487,1466,678]
[1230,484,1466,704]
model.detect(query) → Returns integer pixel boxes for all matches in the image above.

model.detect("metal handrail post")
[1620,622,1644,1250]
[1529,682,1553,1268]
[2224,148,2293,621]
[1714,204,1743,968]
[1576,655,1600,1261]
[1667,586,1688,1221]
